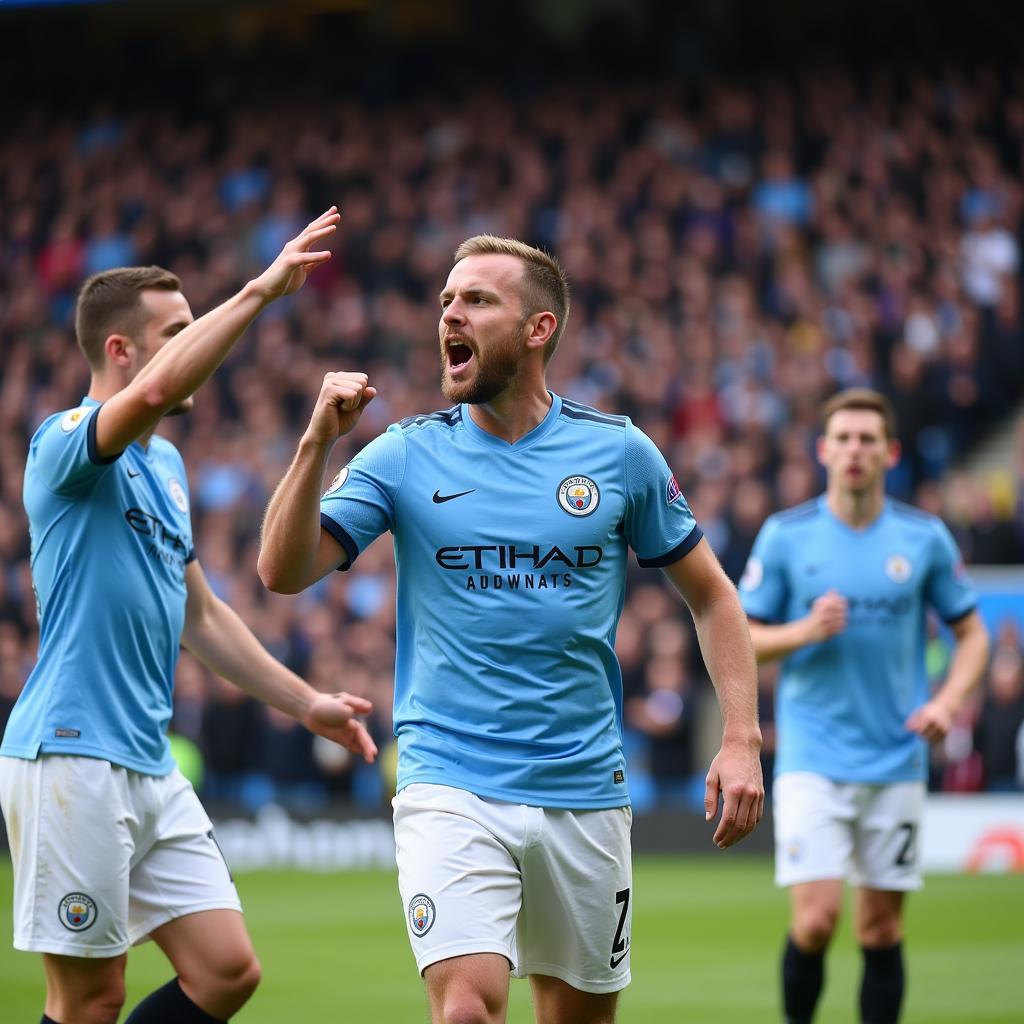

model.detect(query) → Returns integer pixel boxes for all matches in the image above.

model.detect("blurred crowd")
[2,66,1024,812]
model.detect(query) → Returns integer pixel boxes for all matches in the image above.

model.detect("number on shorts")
[894,822,917,868]
[609,887,630,968]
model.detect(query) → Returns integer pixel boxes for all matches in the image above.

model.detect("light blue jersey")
[320,394,702,809]
[739,496,977,783]
[2,399,195,775]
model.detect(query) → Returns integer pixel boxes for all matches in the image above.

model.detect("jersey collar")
[459,392,563,451]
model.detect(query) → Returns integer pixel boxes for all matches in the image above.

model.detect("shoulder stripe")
[560,398,626,426]
[399,407,462,431]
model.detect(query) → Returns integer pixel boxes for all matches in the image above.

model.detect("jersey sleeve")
[29,404,120,495]
[738,516,789,622]
[924,519,978,622]
[622,421,703,566]
[319,424,406,570]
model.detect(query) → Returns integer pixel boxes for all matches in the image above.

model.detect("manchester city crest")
[168,477,189,513]
[408,893,436,937]
[884,554,912,583]
[59,892,97,932]
[557,475,600,517]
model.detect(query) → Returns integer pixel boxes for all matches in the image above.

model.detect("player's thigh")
[150,908,259,991]
[393,784,522,978]
[851,782,924,892]
[773,772,855,887]
[518,805,633,995]
[530,973,619,1024]
[0,755,134,955]
[127,768,241,946]
[424,952,511,1024]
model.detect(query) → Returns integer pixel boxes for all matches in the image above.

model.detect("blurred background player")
[258,236,764,1024]
[0,210,378,1024]
[739,388,990,1024]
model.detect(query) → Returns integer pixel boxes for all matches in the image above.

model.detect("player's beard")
[440,317,526,405]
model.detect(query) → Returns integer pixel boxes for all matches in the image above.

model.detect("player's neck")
[825,485,886,529]
[467,383,552,444]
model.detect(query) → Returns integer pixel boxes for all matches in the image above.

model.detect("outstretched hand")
[250,207,341,303]
[704,737,765,849]
[301,691,379,763]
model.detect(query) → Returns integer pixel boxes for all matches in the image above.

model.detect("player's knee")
[794,905,840,949]
[76,989,127,1024]
[857,915,902,948]
[221,951,262,1005]
[190,950,261,1013]
[439,990,502,1024]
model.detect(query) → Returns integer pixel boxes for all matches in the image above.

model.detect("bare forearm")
[135,282,268,411]
[747,618,813,664]
[184,598,312,718]
[935,621,990,715]
[694,590,761,745]
[258,436,334,592]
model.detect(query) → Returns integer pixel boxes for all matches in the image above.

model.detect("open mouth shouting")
[444,336,476,377]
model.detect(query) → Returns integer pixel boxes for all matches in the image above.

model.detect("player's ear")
[814,434,828,468]
[524,311,556,353]
[886,437,902,469]
[103,333,135,368]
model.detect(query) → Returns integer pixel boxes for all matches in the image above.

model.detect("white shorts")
[393,783,633,994]
[773,772,924,891]
[0,754,241,956]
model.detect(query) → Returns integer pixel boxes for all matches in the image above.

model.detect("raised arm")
[258,371,376,594]
[95,208,340,458]
[182,560,377,762]
[663,537,764,848]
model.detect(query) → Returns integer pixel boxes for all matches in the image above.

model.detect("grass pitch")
[1,857,1020,1022]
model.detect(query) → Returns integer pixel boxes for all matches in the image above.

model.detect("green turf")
[1,857,1020,1022]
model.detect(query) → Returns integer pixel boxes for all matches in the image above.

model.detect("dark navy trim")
[944,604,977,626]
[86,405,121,465]
[399,407,462,430]
[560,398,626,426]
[636,526,704,568]
[776,498,820,524]
[185,548,197,564]
[320,513,358,571]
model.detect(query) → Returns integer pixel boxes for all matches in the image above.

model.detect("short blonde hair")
[453,235,570,363]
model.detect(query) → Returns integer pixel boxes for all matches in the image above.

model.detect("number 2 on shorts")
[609,887,630,969]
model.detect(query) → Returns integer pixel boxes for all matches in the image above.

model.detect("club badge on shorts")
[59,892,97,932]
[408,893,436,937]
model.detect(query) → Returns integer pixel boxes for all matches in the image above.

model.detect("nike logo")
[432,489,475,504]
[127,468,141,478]
[609,951,628,969]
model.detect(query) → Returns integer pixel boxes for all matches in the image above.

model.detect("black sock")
[860,942,904,1024]
[124,978,225,1024]
[782,934,825,1024]
[41,1016,61,1024]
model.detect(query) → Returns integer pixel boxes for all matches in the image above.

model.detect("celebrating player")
[259,235,764,1024]
[739,388,990,1024]
[0,209,378,1024]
